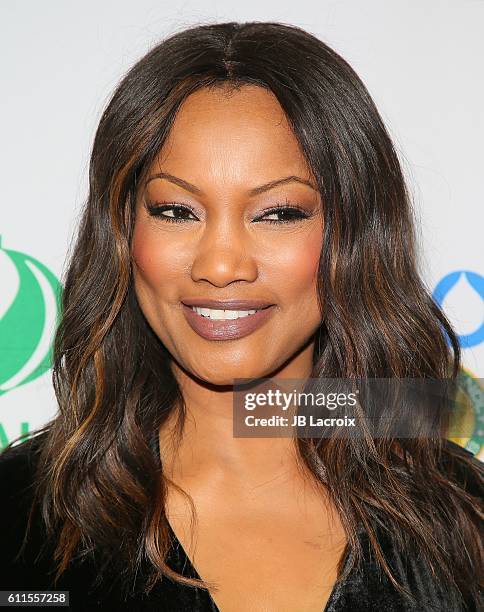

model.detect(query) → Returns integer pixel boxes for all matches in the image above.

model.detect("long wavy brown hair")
[4,20,483,608]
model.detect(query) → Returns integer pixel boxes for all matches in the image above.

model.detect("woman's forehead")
[145,86,312,190]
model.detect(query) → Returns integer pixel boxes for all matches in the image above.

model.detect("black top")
[1,433,482,611]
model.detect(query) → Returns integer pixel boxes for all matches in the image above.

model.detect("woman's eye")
[146,202,312,225]
[256,206,311,224]
[147,203,197,223]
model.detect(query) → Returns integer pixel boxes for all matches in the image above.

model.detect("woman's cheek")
[132,226,187,291]
[273,231,322,290]
[131,228,159,289]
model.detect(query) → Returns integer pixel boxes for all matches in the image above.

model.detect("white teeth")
[192,307,259,320]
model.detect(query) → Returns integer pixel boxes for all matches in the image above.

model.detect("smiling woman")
[1,20,483,612]
[132,85,323,377]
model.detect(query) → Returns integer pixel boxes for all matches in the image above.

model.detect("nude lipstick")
[180,298,276,341]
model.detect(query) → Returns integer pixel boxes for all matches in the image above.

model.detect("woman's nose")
[190,222,258,287]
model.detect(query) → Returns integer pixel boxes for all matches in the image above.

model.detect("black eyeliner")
[146,200,314,224]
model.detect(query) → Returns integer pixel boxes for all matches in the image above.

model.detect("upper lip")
[181,298,274,310]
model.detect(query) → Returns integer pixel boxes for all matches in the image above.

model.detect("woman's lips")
[181,303,276,341]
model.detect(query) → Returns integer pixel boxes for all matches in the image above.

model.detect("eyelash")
[146,201,312,225]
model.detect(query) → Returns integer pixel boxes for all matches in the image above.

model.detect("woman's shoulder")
[0,431,48,500]
[0,433,481,610]
[359,440,483,611]
[0,432,125,608]
[0,432,53,590]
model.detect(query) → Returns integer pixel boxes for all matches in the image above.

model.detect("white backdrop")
[1,0,483,458]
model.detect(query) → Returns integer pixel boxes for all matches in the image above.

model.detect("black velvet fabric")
[1,433,482,611]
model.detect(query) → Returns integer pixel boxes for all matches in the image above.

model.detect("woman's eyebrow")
[145,171,317,196]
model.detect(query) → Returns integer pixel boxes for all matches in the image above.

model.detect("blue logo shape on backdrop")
[433,271,484,348]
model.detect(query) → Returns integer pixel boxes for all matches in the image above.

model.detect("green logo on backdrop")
[0,236,62,395]
[0,422,30,449]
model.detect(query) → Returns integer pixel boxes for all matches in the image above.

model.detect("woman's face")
[132,84,323,385]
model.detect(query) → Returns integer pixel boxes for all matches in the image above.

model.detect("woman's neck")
[159,345,315,487]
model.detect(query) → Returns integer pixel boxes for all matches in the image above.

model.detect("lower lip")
[181,304,276,341]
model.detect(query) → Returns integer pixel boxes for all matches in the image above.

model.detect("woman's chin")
[199,370,267,387]
[189,361,276,387]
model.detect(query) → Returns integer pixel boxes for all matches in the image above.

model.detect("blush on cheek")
[131,224,192,297]
[130,230,167,301]
[293,250,320,288]
[131,223,153,271]
[284,235,323,328]
[306,236,323,280]
[131,222,169,278]
[277,233,322,288]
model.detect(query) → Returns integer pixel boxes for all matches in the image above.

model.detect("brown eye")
[146,202,198,223]
[254,205,311,224]
[145,201,313,225]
